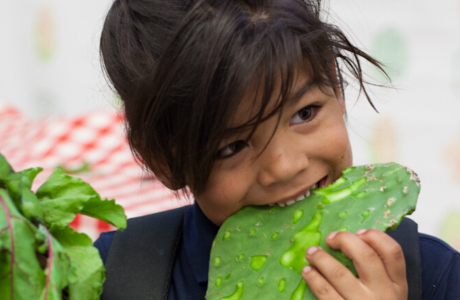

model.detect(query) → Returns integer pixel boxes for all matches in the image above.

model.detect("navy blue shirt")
[95,202,460,299]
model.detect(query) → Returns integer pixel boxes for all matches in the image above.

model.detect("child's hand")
[302,229,408,300]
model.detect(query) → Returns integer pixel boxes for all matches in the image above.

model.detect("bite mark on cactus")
[403,187,408,194]
[380,186,387,192]
[384,210,391,218]
[280,213,322,274]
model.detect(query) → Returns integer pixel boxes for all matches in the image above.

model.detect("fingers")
[326,230,407,291]
[354,229,407,287]
[303,246,364,299]
[303,230,408,300]
[301,264,344,300]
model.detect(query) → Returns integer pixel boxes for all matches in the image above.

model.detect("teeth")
[312,184,317,189]
[278,202,286,207]
[296,195,305,201]
[305,190,311,197]
[286,200,296,206]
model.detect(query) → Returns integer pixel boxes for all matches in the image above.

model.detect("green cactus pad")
[206,163,420,300]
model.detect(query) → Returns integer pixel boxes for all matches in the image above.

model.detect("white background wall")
[0,0,459,248]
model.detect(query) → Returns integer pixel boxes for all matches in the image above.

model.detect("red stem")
[43,227,54,300]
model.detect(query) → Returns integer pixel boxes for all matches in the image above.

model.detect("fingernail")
[302,265,312,274]
[307,246,319,255]
[356,229,367,235]
[327,231,338,240]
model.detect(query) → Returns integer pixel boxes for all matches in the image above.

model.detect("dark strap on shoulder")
[387,217,422,300]
[101,205,189,300]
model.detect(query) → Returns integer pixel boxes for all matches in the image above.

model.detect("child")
[94,0,460,299]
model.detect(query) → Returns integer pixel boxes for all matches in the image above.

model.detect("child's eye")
[290,105,320,125]
[217,140,248,159]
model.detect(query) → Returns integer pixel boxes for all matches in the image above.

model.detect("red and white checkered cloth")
[0,105,189,240]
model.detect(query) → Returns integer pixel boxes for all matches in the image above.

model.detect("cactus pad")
[206,163,420,300]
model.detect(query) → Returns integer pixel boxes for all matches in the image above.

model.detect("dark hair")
[100,0,386,195]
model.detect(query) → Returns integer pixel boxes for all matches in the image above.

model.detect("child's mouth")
[269,176,328,207]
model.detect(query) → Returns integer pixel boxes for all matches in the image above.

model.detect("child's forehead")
[225,67,318,131]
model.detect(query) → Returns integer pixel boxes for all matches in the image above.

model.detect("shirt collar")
[183,201,219,283]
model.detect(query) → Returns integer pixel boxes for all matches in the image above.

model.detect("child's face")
[195,68,352,226]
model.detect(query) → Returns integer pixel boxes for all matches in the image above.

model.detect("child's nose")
[257,136,309,187]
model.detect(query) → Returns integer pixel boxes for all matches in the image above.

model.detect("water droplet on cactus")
[317,177,366,204]
[250,228,257,235]
[360,210,370,223]
[225,273,231,280]
[237,254,245,261]
[339,211,348,218]
[223,230,231,241]
[249,255,268,271]
[353,191,367,199]
[280,213,322,274]
[293,209,304,224]
[290,279,308,300]
[278,278,286,292]
[271,232,279,239]
[214,256,221,266]
[342,166,355,174]
[339,226,348,231]
[215,277,222,287]
[257,276,264,285]
[221,281,244,300]
[316,203,324,210]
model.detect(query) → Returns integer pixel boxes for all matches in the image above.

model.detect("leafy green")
[51,227,104,300]
[0,152,127,299]
[0,189,45,300]
[37,168,127,230]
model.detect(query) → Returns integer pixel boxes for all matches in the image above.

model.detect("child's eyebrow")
[219,81,318,142]
[287,80,317,105]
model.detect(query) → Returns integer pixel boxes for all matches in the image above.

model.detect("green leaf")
[37,168,126,229]
[81,197,127,229]
[38,225,70,300]
[0,189,46,300]
[0,153,14,185]
[51,226,104,300]
[3,167,43,208]
[39,196,95,230]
